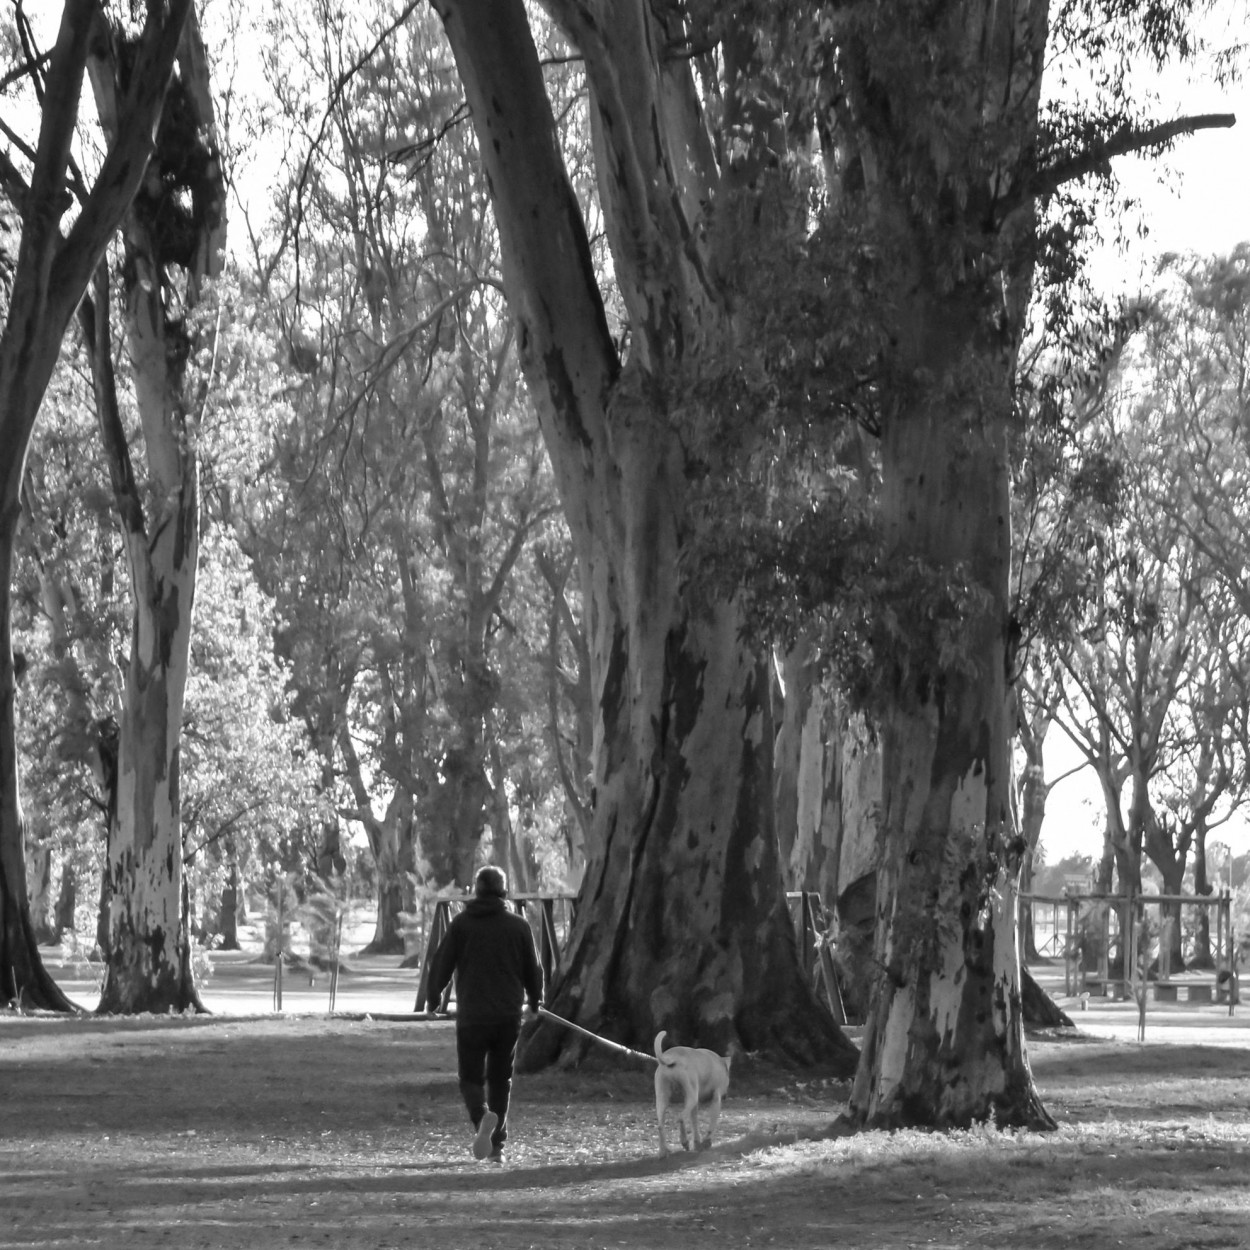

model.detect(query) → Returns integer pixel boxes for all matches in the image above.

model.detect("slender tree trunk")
[0,0,189,1012]
[91,716,117,955]
[53,859,77,942]
[89,15,222,1014]
[217,850,240,951]
[361,791,415,956]
[488,740,539,894]
[1017,713,1051,964]
[774,639,840,897]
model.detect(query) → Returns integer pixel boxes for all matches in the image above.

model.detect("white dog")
[653,1030,731,1155]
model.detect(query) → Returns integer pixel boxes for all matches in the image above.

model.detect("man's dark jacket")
[426,896,543,1022]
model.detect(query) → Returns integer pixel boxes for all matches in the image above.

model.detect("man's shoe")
[487,1149,504,1165]
[472,1112,498,1160]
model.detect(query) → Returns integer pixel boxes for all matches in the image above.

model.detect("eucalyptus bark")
[0,0,190,1011]
[837,0,1055,1128]
[434,0,852,1067]
[536,547,591,866]
[88,13,223,1013]
[774,640,834,896]
[851,324,1051,1127]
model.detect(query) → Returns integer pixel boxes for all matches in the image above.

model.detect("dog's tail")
[654,1030,678,1066]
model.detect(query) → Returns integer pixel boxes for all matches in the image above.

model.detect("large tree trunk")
[848,296,1052,1129]
[435,0,853,1069]
[88,15,222,1014]
[0,0,190,1011]
[830,0,1055,1131]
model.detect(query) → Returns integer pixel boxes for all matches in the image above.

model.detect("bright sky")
[1039,25,1250,865]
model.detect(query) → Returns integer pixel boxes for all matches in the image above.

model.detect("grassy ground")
[1,947,1248,1249]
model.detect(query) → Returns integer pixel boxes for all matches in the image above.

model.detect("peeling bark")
[88,12,223,1014]
[849,317,1053,1129]
[823,0,1058,1130]
[435,0,853,1067]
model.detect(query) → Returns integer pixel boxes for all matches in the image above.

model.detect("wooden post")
[1230,924,1240,1018]
[328,908,343,1012]
[1124,894,1136,999]
[1098,903,1111,989]
[539,897,558,989]
[272,886,284,1012]
[1217,890,1226,978]
[1065,897,1079,996]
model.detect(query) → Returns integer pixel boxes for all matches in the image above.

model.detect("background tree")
[13,359,124,950]
[236,1,570,955]
[179,524,325,946]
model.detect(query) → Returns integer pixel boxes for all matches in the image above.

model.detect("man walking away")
[426,865,544,1163]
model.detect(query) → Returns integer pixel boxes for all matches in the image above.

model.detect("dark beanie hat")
[474,865,507,897]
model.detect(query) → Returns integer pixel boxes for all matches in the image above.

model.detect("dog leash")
[537,1007,656,1063]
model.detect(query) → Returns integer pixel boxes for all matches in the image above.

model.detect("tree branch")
[53,0,194,305]
[1027,113,1236,204]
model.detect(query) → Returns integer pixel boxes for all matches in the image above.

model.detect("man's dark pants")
[455,1016,522,1151]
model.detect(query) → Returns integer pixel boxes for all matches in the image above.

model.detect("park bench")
[1150,981,1213,1004]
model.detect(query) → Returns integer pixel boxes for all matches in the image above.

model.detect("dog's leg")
[655,1077,670,1157]
[701,1090,723,1150]
[680,1077,698,1151]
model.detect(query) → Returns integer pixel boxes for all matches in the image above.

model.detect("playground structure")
[407,885,1239,1028]
[1021,889,1241,1010]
